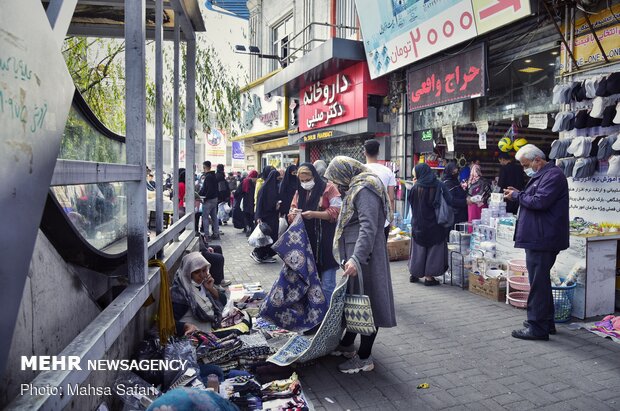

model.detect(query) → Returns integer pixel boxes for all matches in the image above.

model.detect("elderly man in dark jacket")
[504,144,569,341]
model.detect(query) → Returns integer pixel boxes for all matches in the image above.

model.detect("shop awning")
[288,107,389,145]
[264,38,366,97]
[252,137,291,151]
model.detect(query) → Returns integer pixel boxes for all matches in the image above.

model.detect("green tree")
[60,35,242,164]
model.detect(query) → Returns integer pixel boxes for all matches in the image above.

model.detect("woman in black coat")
[442,162,469,226]
[241,170,258,236]
[252,169,280,263]
[278,164,298,217]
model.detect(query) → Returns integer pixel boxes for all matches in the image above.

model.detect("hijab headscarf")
[468,164,482,185]
[442,162,459,182]
[255,169,280,219]
[278,164,299,213]
[170,252,223,327]
[324,156,391,265]
[313,160,328,179]
[413,163,438,188]
[260,165,275,180]
[242,170,258,193]
[296,163,327,211]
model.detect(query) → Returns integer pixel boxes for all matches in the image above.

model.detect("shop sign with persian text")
[355,0,531,79]
[298,63,383,132]
[406,44,486,111]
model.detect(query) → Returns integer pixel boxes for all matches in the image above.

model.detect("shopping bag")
[343,270,376,336]
[435,187,454,228]
[217,202,230,221]
[278,216,288,237]
[248,223,274,248]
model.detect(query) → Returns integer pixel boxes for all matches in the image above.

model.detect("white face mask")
[524,167,535,177]
[300,179,315,191]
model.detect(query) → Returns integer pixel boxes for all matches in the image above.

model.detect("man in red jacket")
[504,144,569,341]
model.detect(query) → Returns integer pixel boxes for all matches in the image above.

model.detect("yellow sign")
[302,130,334,143]
[472,0,532,35]
[560,4,620,73]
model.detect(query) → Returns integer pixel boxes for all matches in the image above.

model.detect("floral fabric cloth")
[259,215,328,332]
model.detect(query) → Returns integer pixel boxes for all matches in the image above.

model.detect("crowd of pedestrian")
[172,140,568,374]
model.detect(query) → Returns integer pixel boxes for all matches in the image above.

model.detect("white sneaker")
[338,354,374,374]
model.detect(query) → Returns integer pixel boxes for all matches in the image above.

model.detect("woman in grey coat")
[324,156,397,374]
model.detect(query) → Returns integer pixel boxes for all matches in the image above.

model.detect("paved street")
[213,224,620,410]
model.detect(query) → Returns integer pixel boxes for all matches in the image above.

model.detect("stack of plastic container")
[507,259,529,308]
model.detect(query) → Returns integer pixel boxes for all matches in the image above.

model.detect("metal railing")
[281,21,359,66]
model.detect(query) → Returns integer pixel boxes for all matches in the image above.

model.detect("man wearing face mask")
[288,164,342,298]
[504,144,569,341]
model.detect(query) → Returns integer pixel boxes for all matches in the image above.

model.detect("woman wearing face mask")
[466,163,491,224]
[288,163,342,298]
[441,162,468,226]
[323,156,396,374]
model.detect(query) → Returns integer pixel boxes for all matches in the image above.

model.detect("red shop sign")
[406,43,486,112]
[299,62,387,132]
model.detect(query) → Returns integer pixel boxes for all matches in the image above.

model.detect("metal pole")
[542,0,578,70]
[582,13,609,64]
[185,38,197,234]
[155,0,164,237]
[125,0,148,284]
[173,17,180,226]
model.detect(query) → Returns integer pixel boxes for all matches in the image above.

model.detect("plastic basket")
[507,291,529,308]
[508,259,527,273]
[552,282,577,323]
[508,276,530,291]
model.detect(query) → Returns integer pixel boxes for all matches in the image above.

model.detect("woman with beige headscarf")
[171,252,227,335]
[323,156,396,374]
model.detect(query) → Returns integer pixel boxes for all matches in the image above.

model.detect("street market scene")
[1,0,620,410]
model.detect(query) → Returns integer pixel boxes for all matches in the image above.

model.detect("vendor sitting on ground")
[172,252,227,336]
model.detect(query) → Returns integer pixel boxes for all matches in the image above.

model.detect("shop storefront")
[290,62,389,163]
[231,71,292,170]
[264,38,391,164]
[355,0,620,321]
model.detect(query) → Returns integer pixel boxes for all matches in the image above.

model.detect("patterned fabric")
[324,156,391,265]
[147,387,239,411]
[259,214,328,332]
[268,275,348,366]
[343,294,376,336]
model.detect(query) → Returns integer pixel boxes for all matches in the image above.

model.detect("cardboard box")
[468,272,507,302]
[387,238,410,261]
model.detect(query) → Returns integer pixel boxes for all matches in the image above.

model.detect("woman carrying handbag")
[323,156,397,374]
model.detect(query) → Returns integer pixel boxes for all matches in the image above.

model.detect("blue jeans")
[202,198,219,237]
[321,267,337,301]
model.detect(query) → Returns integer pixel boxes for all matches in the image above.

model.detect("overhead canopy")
[41,0,206,41]
[204,0,249,20]
[264,38,366,97]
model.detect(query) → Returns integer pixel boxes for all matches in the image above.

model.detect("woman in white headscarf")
[171,252,227,335]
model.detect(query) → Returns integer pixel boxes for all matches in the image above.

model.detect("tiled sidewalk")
[213,224,620,410]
